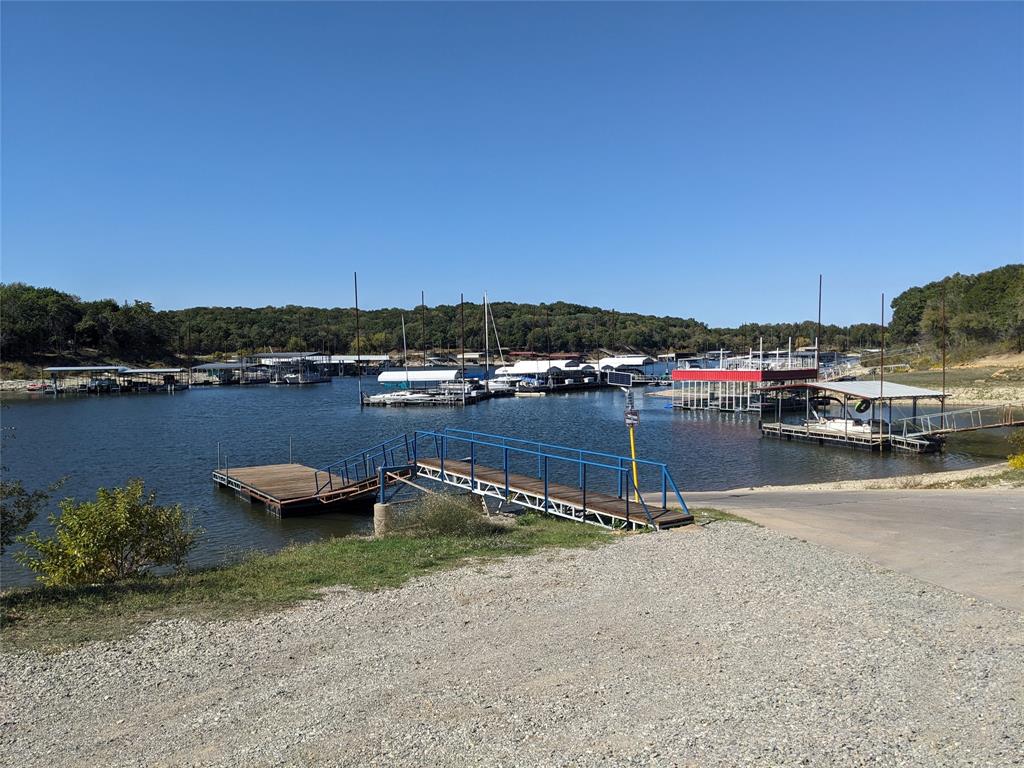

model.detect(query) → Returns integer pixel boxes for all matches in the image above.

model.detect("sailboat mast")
[490,303,506,367]
[483,291,490,391]
[460,293,466,406]
[401,314,410,389]
[815,273,822,379]
[354,272,362,405]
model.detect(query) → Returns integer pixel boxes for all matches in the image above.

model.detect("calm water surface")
[1,378,1006,586]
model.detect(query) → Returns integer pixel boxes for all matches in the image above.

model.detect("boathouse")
[671,363,818,412]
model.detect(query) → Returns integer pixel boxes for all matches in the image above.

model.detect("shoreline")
[723,461,1013,492]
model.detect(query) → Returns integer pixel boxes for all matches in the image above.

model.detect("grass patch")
[1,505,608,652]
[691,507,757,526]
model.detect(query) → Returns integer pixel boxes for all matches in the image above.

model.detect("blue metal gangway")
[313,428,691,530]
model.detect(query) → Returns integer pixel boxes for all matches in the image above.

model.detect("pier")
[213,429,692,530]
[211,463,384,515]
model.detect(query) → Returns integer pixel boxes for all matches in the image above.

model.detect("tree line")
[887,264,1024,350]
[2,265,1020,363]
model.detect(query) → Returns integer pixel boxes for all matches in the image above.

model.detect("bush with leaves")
[16,480,200,586]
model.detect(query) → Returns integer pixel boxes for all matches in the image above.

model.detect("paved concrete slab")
[684,488,1024,611]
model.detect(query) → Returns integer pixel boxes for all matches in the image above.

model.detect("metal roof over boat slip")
[378,369,460,383]
[773,380,945,400]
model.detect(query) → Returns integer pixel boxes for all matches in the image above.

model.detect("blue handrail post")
[617,457,623,498]
[625,471,630,518]
[662,469,667,510]
[378,465,386,504]
[411,433,418,467]
[536,452,541,478]
[404,433,410,464]
[581,463,587,517]
[503,447,510,500]
[543,456,549,513]
[440,435,446,481]
[579,450,584,488]
[470,442,476,489]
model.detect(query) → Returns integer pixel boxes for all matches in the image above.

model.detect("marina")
[0,373,1012,587]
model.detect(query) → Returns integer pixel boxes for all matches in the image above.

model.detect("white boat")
[804,417,874,435]
[365,390,435,406]
[486,374,521,394]
[283,371,329,385]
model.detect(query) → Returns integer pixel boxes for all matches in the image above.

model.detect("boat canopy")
[767,381,945,400]
[494,359,593,376]
[597,355,653,370]
[192,362,247,371]
[44,366,126,373]
[378,369,460,383]
[120,368,187,375]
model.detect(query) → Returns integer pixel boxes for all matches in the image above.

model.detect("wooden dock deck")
[416,458,692,529]
[212,463,378,516]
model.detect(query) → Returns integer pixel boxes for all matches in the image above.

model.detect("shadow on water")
[0,377,1006,587]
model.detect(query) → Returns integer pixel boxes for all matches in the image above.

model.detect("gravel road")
[2,523,1021,767]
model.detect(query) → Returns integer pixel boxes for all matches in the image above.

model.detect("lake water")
[1,377,1008,587]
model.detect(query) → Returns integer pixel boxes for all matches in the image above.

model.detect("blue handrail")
[314,429,689,522]
[315,434,411,494]
[442,428,670,470]
[412,429,688,517]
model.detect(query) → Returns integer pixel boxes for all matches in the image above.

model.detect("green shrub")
[393,493,501,538]
[16,480,200,586]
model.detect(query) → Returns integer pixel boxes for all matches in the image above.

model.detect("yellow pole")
[628,423,640,502]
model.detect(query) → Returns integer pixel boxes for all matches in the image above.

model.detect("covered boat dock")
[760,380,1024,453]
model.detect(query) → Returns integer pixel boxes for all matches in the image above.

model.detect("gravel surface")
[2,524,1021,767]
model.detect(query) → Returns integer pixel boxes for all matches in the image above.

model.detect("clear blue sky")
[2,2,1021,326]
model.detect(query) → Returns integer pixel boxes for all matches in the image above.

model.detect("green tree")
[16,480,200,586]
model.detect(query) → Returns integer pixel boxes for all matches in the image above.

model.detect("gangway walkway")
[889,403,1024,452]
[214,429,692,529]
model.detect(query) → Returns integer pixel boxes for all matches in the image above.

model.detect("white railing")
[894,404,1024,437]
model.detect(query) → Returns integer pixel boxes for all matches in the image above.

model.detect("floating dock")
[212,463,380,516]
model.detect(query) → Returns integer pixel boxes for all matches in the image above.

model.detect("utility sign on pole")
[620,387,641,501]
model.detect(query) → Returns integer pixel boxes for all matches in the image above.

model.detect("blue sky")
[2,2,1021,326]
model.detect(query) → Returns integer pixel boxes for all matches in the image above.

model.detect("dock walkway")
[416,457,691,529]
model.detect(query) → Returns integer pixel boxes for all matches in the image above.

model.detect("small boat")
[282,371,329,385]
[804,417,875,435]
[25,382,48,392]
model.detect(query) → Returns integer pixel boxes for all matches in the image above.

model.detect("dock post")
[373,502,392,537]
